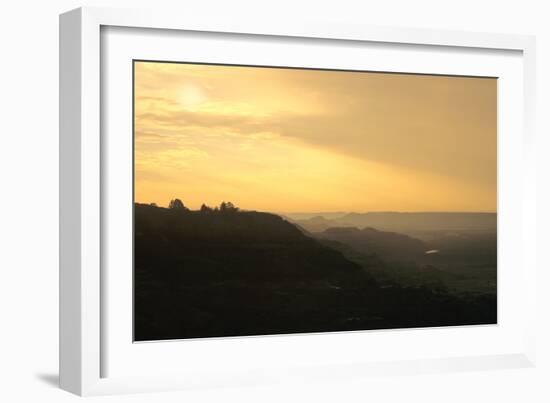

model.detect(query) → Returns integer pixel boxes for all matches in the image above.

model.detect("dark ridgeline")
[134,201,497,341]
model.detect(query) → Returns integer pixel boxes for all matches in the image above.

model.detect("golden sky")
[134,61,496,213]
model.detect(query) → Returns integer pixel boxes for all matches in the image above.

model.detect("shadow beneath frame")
[35,373,59,388]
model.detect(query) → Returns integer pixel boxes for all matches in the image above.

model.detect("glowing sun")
[178,84,207,109]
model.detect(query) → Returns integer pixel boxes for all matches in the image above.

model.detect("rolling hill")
[315,226,428,263]
[134,204,496,341]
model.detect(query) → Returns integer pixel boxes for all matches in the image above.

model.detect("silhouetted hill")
[289,215,339,233]
[135,203,371,283]
[312,226,496,296]
[315,226,428,262]
[338,212,496,235]
[291,212,496,238]
[134,204,496,341]
[292,216,349,233]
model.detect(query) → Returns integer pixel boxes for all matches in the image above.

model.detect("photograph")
[133,60,497,342]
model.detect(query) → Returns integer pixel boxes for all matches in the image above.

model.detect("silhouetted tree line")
[168,199,188,210]
[162,198,240,213]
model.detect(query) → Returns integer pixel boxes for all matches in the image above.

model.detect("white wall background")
[0,0,548,401]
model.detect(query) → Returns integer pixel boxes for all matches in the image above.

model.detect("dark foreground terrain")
[134,203,496,341]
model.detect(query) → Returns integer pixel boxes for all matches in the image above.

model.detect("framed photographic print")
[60,7,537,396]
[132,60,499,341]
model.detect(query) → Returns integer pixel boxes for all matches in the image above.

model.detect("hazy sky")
[134,61,496,213]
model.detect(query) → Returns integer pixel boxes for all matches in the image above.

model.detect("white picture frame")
[59,6,537,396]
